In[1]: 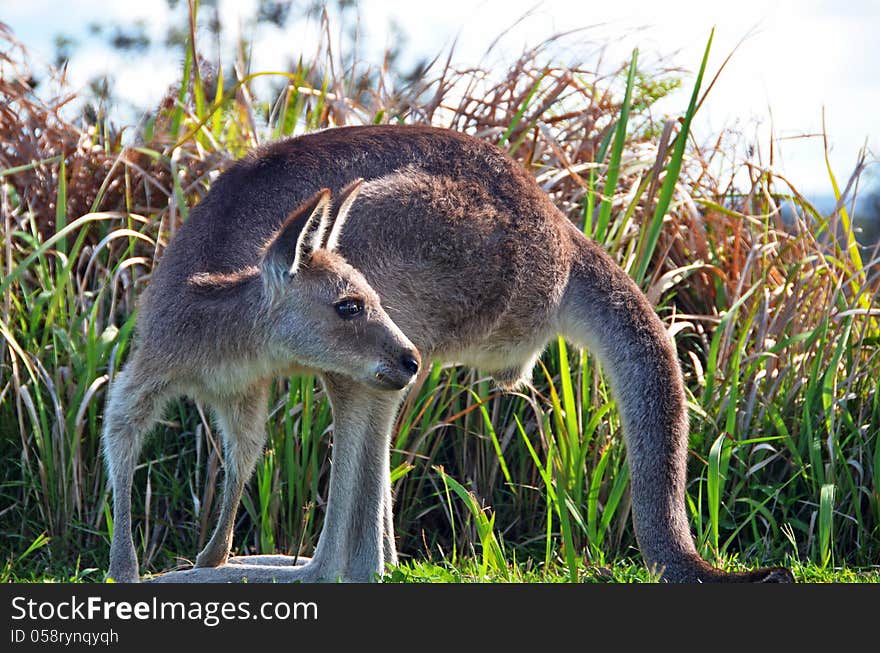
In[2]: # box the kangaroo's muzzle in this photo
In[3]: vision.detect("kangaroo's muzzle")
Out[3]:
[373,349,421,390]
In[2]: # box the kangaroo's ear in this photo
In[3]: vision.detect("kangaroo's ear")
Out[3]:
[323,178,363,252]
[261,189,332,279]
[292,189,333,275]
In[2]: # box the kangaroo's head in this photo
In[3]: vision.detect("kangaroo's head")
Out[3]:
[260,180,420,390]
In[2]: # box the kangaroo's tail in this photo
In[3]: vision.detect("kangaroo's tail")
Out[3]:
[558,228,792,583]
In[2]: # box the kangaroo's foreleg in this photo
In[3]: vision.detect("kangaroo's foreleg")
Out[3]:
[196,382,270,568]
[382,478,398,565]
[102,367,168,583]
[147,376,405,584]
[308,372,404,581]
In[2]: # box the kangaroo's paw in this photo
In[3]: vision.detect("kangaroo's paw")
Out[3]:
[105,567,140,584]
[144,558,354,583]
[194,547,229,569]
[106,548,140,583]
[145,563,315,584]
[227,554,311,567]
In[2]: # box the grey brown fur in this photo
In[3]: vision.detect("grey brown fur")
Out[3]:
[103,125,793,583]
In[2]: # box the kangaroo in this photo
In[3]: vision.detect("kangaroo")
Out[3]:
[106,124,793,583]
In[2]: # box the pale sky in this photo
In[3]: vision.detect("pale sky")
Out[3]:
[4,0,878,196]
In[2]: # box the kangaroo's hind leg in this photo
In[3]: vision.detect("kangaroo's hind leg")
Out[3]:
[102,366,169,582]
[196,381,270,568]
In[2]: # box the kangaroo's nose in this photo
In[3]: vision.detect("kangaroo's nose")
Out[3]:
[400,352,420,377]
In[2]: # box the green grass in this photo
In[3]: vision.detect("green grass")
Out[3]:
[391,559,880,583]
[3,559,878,584]
[1,7,879,584]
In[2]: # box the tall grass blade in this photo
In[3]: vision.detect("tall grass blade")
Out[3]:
[435,466,505,576]
[818,483,835,568]
[634,29,714,285]
[595,50,637,243]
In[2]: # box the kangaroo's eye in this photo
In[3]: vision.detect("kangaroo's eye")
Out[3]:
[335,298,364,319]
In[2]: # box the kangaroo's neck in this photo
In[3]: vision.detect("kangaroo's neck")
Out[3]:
[145,271,287,397]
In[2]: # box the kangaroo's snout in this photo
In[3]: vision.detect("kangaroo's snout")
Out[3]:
[372,347,420,391]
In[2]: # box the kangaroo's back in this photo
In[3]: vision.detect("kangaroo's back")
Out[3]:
[153,125,556,278]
